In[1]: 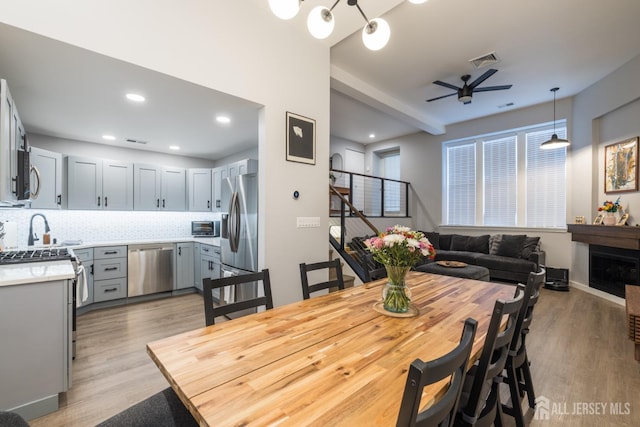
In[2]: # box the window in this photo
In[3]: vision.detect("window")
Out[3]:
[381,151,400,213]
[443,122,567,228]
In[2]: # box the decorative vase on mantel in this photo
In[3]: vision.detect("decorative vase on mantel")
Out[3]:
[603,212,617,226]
[382,265,412,313]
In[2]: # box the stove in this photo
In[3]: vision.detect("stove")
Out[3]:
[0,248,74,265]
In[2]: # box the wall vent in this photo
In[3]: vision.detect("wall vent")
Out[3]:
[125,138,148,145]
[469,52,500,69]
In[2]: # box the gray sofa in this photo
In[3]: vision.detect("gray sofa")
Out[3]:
[415,232,545,283]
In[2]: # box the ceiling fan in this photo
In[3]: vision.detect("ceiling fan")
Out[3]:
[426,69,512,104]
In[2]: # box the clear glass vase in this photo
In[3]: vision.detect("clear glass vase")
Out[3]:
[382,265,412,313]
[603,212,617,226]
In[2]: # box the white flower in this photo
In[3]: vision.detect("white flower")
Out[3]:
[383,234,405,246]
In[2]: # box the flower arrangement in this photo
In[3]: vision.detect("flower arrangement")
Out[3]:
[598,196,622,213]
[364,225,436,313]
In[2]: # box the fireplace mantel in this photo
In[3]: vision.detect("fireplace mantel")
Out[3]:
[567,224,640,250]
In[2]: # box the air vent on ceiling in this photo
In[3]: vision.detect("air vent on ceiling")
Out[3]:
[469,52,500,69]
[125,138,148,145]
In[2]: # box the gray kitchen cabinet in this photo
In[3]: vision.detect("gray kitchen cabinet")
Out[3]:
[228,158,257,178]
[67,156,133,210]
[161,166,186,211]
[194,242,202,290]
[176,242,195,289]
[211,166,225,212]
[187,168,212,211]
[199,244,220,292]
[0,278,72,419]
[133,163,161,210]
[73,247,94,306]
[92,245,127,302]
[29,147,63,209]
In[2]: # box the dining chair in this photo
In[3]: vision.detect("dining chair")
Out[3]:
[456,288,524,427]
[299,259,344,299]
[397,318,478,427]
[0,411,30,427]
[500,268,546,427]
[202,269,273,326]
[96,387,198,427]
[361,253,387,282]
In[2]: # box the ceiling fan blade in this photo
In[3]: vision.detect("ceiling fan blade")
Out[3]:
[426,92,457,102]
[473,84,513,92]
[468,68,498,89]
[433,80,461,91]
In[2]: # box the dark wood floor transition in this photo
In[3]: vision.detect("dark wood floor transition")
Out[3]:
[30,286,640,427]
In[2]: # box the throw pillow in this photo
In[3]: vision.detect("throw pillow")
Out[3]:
[466,235,490,253]
[439,234,453,251]
[496,235,526,258]
[423,232,440,250]
[489,234,503,255]
[521,236,541,259]
[450,235,469,251]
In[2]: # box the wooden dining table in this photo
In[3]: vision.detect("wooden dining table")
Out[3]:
[147,271,515,427]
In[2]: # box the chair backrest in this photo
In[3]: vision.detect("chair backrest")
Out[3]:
[510,268,546,354]
[361,253,387,283]
[397,318,478,427]
[299,259,344,300]
[202,269,273,326]
[460,288,524,424]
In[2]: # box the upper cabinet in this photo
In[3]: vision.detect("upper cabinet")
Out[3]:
[67,156,133,210]
[212,159,257,212]
[133,164,186,211]
[29,147,62,209]
[0,79,25,203]
[187,168,212,212]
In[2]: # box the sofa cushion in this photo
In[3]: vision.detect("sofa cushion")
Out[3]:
[434,250,484,264]
[439,234,453,251]
[496,235,526,258]
[450,235,469,251]
[521,236,541,259]
[467,235,490,254]
[423,231,440,250]
[476,254,537,274]
[489,234,503,255]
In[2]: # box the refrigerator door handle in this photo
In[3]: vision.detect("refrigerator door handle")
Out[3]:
[233,191,241,251]
[229,191,239,253]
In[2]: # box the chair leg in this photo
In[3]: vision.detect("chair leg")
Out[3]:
[503,363,525,427]
[521,356,536,409]
[494,385,504,427]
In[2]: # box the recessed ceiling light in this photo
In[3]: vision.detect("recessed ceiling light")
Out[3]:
[169,145,180,151]
[102,135,116,141]
[216,115,231,124]
[369,133,376,139]
[126,93,145,102]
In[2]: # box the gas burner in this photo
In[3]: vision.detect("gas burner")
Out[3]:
[0,248,73,265]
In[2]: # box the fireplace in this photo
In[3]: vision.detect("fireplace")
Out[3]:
[589,245,640,298]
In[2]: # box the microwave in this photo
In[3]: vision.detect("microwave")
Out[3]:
[192,220,220,237]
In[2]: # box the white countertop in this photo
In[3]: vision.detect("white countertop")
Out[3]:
[0,260,76,287]
[19,236,221,251]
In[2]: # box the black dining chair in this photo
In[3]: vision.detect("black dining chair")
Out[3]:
[397,318,478,427]
[299,259,344,299]
[361,253,387,283]
[96,387,198,427]
[202,269,273,326]
[500,268,546,427]
[456,288,524,427]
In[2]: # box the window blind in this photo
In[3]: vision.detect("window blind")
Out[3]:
[483,135,517,226]
[382,152,400,213]
[446,143,476,225]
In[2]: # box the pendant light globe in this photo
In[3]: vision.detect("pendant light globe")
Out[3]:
[269,0,301,20]
[362,18,390,51]
[307,6,335,39]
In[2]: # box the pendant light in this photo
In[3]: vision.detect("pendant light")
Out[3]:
[540,87,570,150]
[270,0,408,51]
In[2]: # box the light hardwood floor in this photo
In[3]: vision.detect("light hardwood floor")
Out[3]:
[29,286,640,426]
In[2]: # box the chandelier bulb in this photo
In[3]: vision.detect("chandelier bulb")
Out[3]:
[269,0,301,20]
[362,18,390,51]
[308,6,335,39]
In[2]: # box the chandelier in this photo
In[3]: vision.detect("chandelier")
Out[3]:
[268,0,428,51]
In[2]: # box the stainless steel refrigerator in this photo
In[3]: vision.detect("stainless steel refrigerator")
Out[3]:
[220,170,258,317]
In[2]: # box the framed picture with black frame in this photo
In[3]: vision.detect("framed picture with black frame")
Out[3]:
[604,136,639,194]
[286,111,316,165]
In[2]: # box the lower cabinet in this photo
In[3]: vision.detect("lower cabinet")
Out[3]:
[93,245,127,302]
[198,244,220,292]
[176,242,195,289]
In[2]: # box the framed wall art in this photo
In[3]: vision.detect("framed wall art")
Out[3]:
[604,137,639,194]
[616,213,630,226]
[593,212,604,225]
[285,111,316,165]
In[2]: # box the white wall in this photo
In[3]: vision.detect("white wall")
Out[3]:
[0,0,331,306]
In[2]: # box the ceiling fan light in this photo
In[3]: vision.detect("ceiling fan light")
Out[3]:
[307,6,335,39]
[269,0,301,20]
[362,18,390,51]
[458,95,472,103]
[540,134,570,150]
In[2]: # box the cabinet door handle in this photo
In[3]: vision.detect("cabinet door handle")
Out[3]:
[90,264,94,275]
[97,196,101,206]
[178,247,182,256]
[104,251,118,255]
[57,194,62,205]
[105,196,108,207]
[162,199,166,208]
[104,287,118,292]
[156,198,160,208]
[207,200,211,209]
[104,267,118,271]
[216,200,220,208]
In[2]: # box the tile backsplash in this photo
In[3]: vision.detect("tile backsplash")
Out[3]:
[0,209,219,248]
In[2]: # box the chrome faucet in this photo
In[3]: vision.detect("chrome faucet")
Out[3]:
[28,213,50,246]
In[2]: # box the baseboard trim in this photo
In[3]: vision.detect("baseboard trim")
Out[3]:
[570,281,625,306]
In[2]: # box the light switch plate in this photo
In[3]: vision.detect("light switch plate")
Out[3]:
[296,217,321,228]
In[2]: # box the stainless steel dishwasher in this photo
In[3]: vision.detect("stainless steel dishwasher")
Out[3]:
[128,244,175,297]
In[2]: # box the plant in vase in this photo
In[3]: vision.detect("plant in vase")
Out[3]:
[598,197,622,225]
[364,226,436,313]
